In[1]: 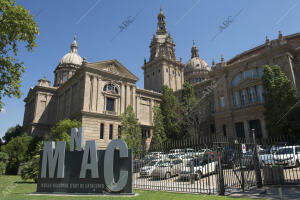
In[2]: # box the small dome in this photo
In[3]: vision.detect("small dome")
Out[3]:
[185,57,210,72]
[185,41,210,73]
[59,35,83,66]
[60,52,83,65]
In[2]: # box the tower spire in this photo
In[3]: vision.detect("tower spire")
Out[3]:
[191,40,199,58]
[70,34,78,53]
[156,7,167,35]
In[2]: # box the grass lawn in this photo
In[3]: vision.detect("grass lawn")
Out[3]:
[0,175,265,200]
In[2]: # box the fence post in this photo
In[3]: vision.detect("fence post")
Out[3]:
[252,129,263,188]
[217,146,225,195]
[237,140,245,192]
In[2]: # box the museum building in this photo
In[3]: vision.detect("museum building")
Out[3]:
[23,9,300,149]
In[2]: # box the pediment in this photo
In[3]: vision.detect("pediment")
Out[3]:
[85,59,139,82]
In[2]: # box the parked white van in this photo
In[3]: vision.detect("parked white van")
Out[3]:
[273,145,300,167]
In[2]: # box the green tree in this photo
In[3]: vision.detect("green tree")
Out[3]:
[21,141,42,182]
[0,151,9,175]
[0,0,39,110]
[151,103,167,146]
[179,82,196,138]
[2,124,22,144]
[45,119,81,149]
[120,105,142,158]
[1,134,32,174]
[262,65,300,137]
[160,85,180,140]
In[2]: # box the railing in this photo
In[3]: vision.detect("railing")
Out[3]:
[132,135,300,195]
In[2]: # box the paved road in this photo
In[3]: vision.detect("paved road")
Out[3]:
[133,166,300,196]
[229,186,300,199]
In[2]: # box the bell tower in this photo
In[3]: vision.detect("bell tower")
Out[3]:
[142,8,184,93]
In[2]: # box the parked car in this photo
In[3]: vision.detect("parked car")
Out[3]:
[273,145,300,167]
[259,149,274,166]
[168,153,184,160]
[169,149,185,154]
[179,154,218,180]
[139,159,163,177]
[180,154,194,165]
[151,159,183,179]
[133,159,148,173]
[270,142,288,154]
[194,149,213,156]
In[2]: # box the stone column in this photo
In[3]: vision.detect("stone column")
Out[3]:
[121,84,125,114]
[132,86,136,113]
[260,118,268,138]
[244,120,250,141]
[83,74,91,112]
[92,76,98,112]
[126,84,130,108]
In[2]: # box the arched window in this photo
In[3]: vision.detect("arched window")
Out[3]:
[103,83,118,94]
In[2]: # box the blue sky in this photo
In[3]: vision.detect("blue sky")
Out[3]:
[1,0,300,137]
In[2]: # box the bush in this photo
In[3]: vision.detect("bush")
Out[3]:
[21,141,43,182]
[0,152,9,175]
[21,158,40,182]
[1,134,33,174]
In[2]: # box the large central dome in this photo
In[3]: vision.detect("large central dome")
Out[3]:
[185,57,210,72]
[59,36,83,66]
[185,41,210,73]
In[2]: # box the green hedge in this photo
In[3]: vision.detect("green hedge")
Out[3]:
[0,152,9,175]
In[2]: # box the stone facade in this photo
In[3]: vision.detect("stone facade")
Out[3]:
[210,31,300,139]
[23,10,300,150]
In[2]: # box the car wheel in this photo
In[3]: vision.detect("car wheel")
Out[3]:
[196,171,203,180]
[296,160,300,167]
[165,172,171,179]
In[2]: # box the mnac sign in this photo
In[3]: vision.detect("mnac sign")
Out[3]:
[37,128,133,194]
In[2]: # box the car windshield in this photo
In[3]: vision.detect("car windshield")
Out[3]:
[158,161,171,167]
[276,148,293,155]
[259,149,270,155]
[147,161,158,166]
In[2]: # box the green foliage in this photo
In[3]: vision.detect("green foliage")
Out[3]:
[152,103,167,146]
[0,0,39,110]
[262,65,300,137]
[0,151,9,175]
[21,141,42,182]
[160,85,180,140]
[2,124,22,144]
[45,119,81,149]
[121,105,142,158]
[1,134,32,174]
[179,82,197,138]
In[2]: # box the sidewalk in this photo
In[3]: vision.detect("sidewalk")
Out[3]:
[228,185,300,199]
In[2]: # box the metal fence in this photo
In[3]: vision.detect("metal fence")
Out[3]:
[132,134,300,195]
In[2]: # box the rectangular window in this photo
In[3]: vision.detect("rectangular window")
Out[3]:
[257,67,264,78]
[109,124,113,140]
[210,124,215,134]
[222,125,227,137]
[219,96,225,108]
[249,119,262,139]
[240,89,248,106]
[235,122,245,138]
[233,91,240,108]
[248,87,256,105]
[100,123,104,139]
[106,98,115,111]
[210,103,215,113]
[118,125,121,139]
[256,85,264,103]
